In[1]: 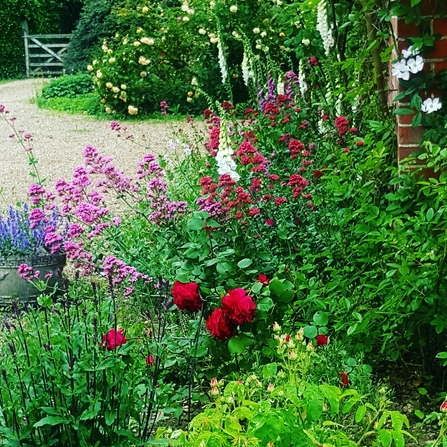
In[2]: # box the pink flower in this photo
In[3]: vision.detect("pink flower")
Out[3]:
[146,354,155,366]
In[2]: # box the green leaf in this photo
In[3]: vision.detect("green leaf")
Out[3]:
[313,311,328,326]
[187,217,204,231]
[279,290,294,303]
[303,325,317,339]
[394,108,414,115]
[164,359,176,368]
[269,279,285,296]
[414,409,424,419]
[412,112,422,127]
[262,362,278,379]
[436,352,447,359]
[228,337,246,354]
[355,405,367,423]
[105,408,117,426]
[251,282,263,294]
[379,429,392,447]
[34,416,68,427]
[237,258,252,269]
[426,208,434,221]
[257,297,274,312]
[411,0,421,6]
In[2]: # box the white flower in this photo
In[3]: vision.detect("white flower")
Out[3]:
[316,0,334,56]
[402,46,420,58]
[199,28,206,35]
[188,8,194,14]
[391,60,410,80]
[302,38,310,46]
[241,50,253,87]
[87,65,93,71]
[299,60,308,95]
[167,139,177,150]
[407,55,424,74]
[421,97,442,114]
[181,3,188,11]
[142,6,149,13]
[183,16,190,21]
[253,27,260,34]
[184,146,192,156]
[141,37,155,45]
[191,77,198,86]
[217,38,228,83]
[260,31,267,38]
[230,5,237,12]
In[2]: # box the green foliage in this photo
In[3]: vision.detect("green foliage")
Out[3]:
[0,282,189,445]
[41,73,95,99]
[36,93,101,115]
[0,0,82,79]
[156,332,412,446]
[64,0,122,73]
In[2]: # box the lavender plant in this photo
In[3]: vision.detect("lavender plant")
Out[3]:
[0,204,65,256]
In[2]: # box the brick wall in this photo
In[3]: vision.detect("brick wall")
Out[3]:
[390,0,447,169]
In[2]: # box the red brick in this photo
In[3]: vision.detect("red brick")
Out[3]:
[398,146,425,163]
[433,19,447,35]
[397,111,417,125]
[398,125,425,145]
[423,0,446,16]
[434,61,447,73]
[393,18,422,37]
[408,167,440,180]
[426,39,447,58]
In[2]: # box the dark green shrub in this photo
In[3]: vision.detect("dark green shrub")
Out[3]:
[41,73,95,99]
[64,0,124,73]
[0,0,83,79]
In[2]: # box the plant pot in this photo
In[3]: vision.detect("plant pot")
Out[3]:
[0,253,66,307]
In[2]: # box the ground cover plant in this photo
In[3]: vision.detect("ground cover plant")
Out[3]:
[2,0,447,445]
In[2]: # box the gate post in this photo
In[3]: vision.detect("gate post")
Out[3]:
[21,20,30,78]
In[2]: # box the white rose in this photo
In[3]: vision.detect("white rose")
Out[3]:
[230,5,237,12]
[253,27,260,34]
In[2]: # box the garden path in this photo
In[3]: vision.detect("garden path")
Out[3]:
[0,78,187,207]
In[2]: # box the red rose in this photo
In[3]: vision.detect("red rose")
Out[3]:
[102,328,127,351]
[146,354,155,367]
[171,281,202,312]
[440,400,447,412]
[222,288,256,325]
[206,308,235,340]
[257,274,270,286]
[316,334,328,346]
[340,371,349,387]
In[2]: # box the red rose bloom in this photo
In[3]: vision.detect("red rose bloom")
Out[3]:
[340,371,349,387]
[440,400,447,412]
[102,328,127,351]
[206,308,235,340]
[222,288,256,325]
[146,354,155,367]
[316,334,328,346]
[258,274,270,286]
[171,281,202,312]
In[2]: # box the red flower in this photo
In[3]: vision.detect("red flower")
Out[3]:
[440,400,447,412]
[206,308,235,340]
[146,354,155,366]
[309,56,318,67]
[171,281,202,312]
[102,328,127,351]
[222,288,256,325]
[257,274,270,286]
[316,334,328,346]
[355,140,364,146]
[313,170,323,179]
[340,371,349,387]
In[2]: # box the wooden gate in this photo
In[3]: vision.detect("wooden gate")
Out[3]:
[22,22,72,77]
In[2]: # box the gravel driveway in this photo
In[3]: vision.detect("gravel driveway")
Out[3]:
[0,79,189,207]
